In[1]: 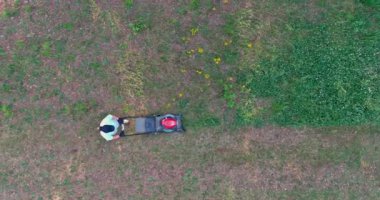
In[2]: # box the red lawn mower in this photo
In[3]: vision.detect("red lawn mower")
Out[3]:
[121,114,185,136]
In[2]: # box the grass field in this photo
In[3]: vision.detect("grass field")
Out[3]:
[0,0,379,199]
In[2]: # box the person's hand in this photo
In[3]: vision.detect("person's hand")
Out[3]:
[113,135,120,140]
[112,115,119,120]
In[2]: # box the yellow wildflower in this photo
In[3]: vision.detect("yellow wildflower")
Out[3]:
[204,74,210,79]
[196,70,203,74]
[190,28,199,36]
[224,39,232,46]
[247,43,253,48]
[223,0,229,3]
[213,56,221,64]
[186,49,195,56]
[197,47,204,54]
[178,93,184,98]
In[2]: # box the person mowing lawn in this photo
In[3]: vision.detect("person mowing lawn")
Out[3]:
[98,114,129,141]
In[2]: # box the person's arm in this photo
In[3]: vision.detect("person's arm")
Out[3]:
[110,114,125,125]
[119,130,126,137]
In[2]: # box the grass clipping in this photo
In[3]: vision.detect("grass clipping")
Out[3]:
[116,51,146,100]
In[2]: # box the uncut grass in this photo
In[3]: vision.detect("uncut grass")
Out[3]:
[239,0,380,126]
[134,1,235,129]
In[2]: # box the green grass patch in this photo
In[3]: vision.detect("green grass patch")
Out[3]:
[221,47,240,65]
[58,22,74,31]
[189,0,201,11]
[360,0,380,8]
[1,82,11,93]
[24,5,33,13]
[61,100,98,119]
[123,0,134,9]
[223,14,239,39]
[1,8,19,18]
[40,40,52,57]
[222,83,237,108]
[177,99,222,129]
[235,108,265,128]
[128,12,153,34]
[0,104,13,118]
[241,2,380,126]
[128,21,147,34]
[0,46,6,57]
[190,114,221,128]
[14,40,25,49]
